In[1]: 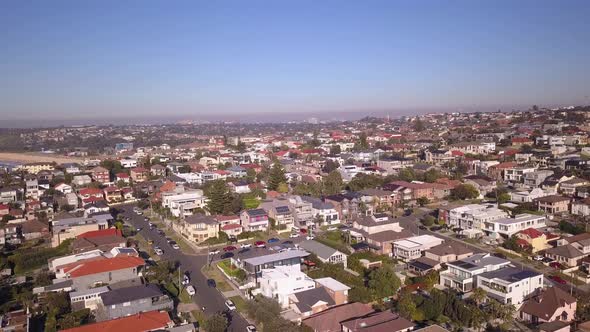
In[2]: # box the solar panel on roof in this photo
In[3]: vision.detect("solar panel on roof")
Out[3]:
[275,206,290,213]
[454,261,477,269]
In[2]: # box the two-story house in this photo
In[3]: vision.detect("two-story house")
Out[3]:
[301,196,340,226]
[439,253,510,292]
[177,214,219,243]
[240,209,270,232]
[535,195,570,215]
[90,166,110,183]
[98,284,173,321]
[476,267,543,305]
[130,167,149,183]
[56,255,145,290]
[216,215,243,237]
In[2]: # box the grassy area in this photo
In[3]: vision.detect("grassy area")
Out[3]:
[191,310,206,327]
[201,265,233,292]
[315,230,351,255]
[218,260,240,277]
[179,288,192,304]
[8,239,73,274]
[229,296,248,312]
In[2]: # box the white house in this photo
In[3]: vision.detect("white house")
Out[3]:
[481,214,546,238]
[300,196,340,226]
[448,204,508,230]
[120,159,138,168]
[258,265,316,308]
[476,267,543,305]
[393,235,444,261]
[504,166,537,183]
[510,188,552,203]
[439,253,510,292]
[161,190,207,217]
[55,183,73,194]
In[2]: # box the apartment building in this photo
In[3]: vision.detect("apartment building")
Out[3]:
[535,195,570,214]
[504,166,537,183]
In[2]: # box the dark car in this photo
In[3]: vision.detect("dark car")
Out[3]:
[418,225,427,230]
[282,240,294,245]
[430,226,442,231]
[207,279,217,287]
[550,262,564,269]
[267,238,280,243]
[221,252,234,259]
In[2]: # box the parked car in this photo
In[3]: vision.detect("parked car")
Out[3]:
[186,285,196,296]
[430,226,442,231]
[154,247,164,256]
[418,225,427,230]
[289,233,299,238]
[549,275,567,285]
[240,243,252,249]
[267,238,280,243]
[209,249,220,255]
[166,237,173,244]
[246,325,257,332]
[550,262,564,269]
[282,240,294,245]
[303,260,317,267]
[254,241,266,248]
[207,279,217,287]
[327,226,337,231]
[225,300,237,311]
[182,275,190,285]
[533,255,544,261]
[491,252,506,259]
[171,242,180,250]
[224,246,237,252]
[306,235,315,240]
[221,252,234,259]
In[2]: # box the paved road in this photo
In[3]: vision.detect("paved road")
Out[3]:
[118,204,250,332]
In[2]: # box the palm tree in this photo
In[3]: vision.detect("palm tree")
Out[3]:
[471,287,487,306]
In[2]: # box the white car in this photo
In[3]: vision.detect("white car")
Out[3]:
[186,285,195,296]
[306,235,315,240]
[240,243,252,249]
[246,325,257,332]
[182,275,190,285]
[171,243,180,250]
[154,247,164,255]
[225,299,237,311]
[533,255,544,261]
[289,233,299,238]
[327,226,337,231]
[209,249,220,255]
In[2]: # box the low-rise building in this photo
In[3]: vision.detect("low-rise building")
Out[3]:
[177,214,219,244]
[424,242,473,263]
[60,310,172,332]
[520,286,577,324]
[98,284,173,321]
[240,208,269,232]
[482,214,546,238]
[536,195,570,214]
[56,255,145,290]
[439,253,510,292]
[476,267,543,305]
[216,215,242,237]
[161,189,207,217]
[299,240,348,267]
[392,235,444,261]
[51,216,109,247]
[259,265,316,308]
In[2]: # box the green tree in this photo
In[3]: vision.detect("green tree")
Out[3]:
[399,168,415,182]
[416,197,429,207]
[323,159,340,173]
[277,182,289,193]
[396,290,417,319]
[322,171,343,196]
[413,118,425,132]
[330,145,341,155]
[203,313,228,332]
[471,287,487,306]
[368,266,401,299]
[421,215,435,226]
[145,260,175,284]
[450,184,479,200]
[268,161,287,191]
[206,180,231,214]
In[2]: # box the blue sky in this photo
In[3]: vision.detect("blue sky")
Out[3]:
[1,0,589,121]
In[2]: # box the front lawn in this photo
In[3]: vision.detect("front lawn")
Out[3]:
[201,265,233,292]
[229,296,247,312]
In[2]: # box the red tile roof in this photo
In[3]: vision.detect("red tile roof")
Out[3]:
[65,256,144,278]
[60,310,171,332]
[77,228,122,239]
[79,188,103,196]
[518,228,544,239]
[215,215,239,221]
[221,224,242,231]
